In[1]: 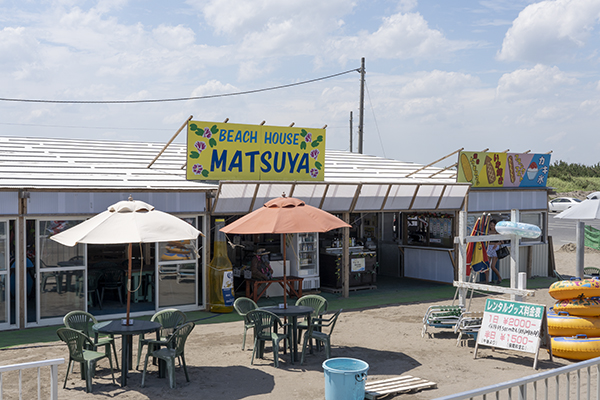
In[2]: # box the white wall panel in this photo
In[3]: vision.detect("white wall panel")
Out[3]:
[27,191,206,215]
[0,192,19,215]
[468,190,548,212]
[403,248,455,283]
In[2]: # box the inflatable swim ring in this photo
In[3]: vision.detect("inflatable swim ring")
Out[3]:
[547,311,600,337]
[160,252,192,261]
[551,335,600,360]
[165,245,191,254]
[495,221,541,239]
[549,279,600,300]
[554,298,600,317]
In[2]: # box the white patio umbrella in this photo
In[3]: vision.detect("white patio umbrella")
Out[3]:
[50,197,204,324]
[555,198,600,278]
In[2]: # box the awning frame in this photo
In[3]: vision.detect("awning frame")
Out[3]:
[211,181,471,215]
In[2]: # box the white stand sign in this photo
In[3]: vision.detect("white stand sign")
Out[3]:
[474,298,552,369]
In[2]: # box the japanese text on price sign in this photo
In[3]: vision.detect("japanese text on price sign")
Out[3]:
[477,299,545,354]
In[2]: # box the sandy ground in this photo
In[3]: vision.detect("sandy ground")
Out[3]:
[2,247,599,399]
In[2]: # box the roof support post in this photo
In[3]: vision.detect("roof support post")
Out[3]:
[457,211,467,308]
[342,212,350,298]
[18,191,27,329]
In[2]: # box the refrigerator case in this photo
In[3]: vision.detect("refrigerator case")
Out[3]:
[287,232,320,290]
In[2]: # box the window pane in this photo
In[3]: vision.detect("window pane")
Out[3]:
[40,270,85,319]
[39,221,85,268]
[0,222,6,271]
[158,262,195,307]
[521,212,544,243]
[0,275,6,323]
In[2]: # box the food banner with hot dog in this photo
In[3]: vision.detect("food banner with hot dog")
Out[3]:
[457,151,551,188]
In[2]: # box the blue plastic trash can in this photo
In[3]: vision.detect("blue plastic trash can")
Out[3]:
[323,358,369,400]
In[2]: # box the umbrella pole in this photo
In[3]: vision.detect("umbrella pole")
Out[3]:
[283,233,287,309]
[126,243,132,325]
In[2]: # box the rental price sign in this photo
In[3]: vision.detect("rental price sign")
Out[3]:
[477,299,545,354]
[186,121,326,181]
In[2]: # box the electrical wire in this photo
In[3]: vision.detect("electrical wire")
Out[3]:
[0,68,360,104]
[364,80,386,158]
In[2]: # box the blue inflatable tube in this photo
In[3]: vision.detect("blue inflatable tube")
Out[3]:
[496,221,541,239]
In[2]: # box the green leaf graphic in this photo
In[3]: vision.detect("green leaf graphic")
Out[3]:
[311,141,320,148]
[189,151,199,159]
[190,123,198,131]
[300,142,306,150]
[211,125,219,134]
[315,162,322,170]
[209,138,217,147]
[300,129,307,137]
[201,170,209,177]
[317,135,323,142]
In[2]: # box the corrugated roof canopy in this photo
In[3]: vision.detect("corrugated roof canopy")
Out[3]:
[213,181,469,214]
[212,149,469,214]
[0,136,216,191]
[0,137,469,213]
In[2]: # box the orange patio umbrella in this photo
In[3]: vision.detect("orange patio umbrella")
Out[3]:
[220,195,351,307]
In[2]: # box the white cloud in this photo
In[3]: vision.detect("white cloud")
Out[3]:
[196,0,353,37]
[328,11,473,64]
[497,0,600,63]
[396,0,418,13]
[496,64,577,99]
[190,80,239,97]
[153,24,196,49]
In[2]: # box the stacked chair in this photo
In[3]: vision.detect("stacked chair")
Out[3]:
[300,309,342,364]
[141,322,195,388]
[246,309,292,368]
[136,308,187,370]
[233,297,259,350]
[58,310,118,392]
[63,310,119,370]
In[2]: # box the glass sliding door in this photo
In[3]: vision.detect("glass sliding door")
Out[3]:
[157,216,202,309]
[37,220,86,324]
[0,220,9,328]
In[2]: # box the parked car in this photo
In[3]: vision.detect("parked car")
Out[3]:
[548,197,582,212]
[587,191,600,200]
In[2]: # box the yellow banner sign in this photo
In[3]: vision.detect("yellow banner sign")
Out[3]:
[457,151,550,188]
[186,121,326,181]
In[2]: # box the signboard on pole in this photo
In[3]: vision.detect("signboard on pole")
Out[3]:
[186,120,326,181]
[475,298,552,368]
[457,151,551,188]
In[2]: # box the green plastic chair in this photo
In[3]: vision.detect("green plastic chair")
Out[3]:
[295,294,328,344]
[233,297,259,350]
[584,267,600,277]
[141,322,195,388]
[63,310,119,370]
[56,327,116,393]
[246,309,292,368]
[136,308,187,370]
[300,309,342,365]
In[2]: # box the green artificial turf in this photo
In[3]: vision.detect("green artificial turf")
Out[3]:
[0,276,557,350]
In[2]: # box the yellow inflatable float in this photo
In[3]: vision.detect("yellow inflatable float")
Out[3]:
[160,252,192,261]
[554,298,600,317]
[551,336,600,361]
[549,279,600,301]
[547,310,600,337]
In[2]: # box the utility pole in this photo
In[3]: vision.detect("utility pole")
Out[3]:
[358,57,365,154]
[349,111,353,152]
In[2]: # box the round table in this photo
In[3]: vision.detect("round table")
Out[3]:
[261,305,313,363]
[93,319,161,387]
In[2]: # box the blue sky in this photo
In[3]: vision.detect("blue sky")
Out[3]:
[1,0,600,167]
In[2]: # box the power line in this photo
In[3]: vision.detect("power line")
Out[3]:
[0,68,359,104]
[364,80,386,158]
